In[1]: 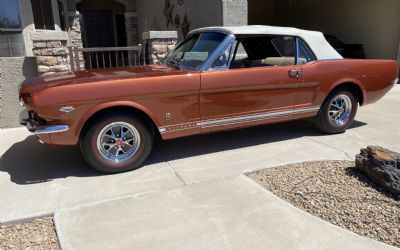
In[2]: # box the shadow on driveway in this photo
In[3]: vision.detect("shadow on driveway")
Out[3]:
[0,120,366,185]
[0,136,100,185]
[156,120,367,161]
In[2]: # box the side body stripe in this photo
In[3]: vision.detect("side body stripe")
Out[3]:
[159,106,320,134]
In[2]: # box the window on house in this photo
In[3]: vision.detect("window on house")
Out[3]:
[0,0,25,57]
[57,0,66,31]
[115,14,127,47]
[230,36,296,69]
[31,0,55,30]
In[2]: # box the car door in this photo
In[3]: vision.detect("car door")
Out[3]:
[200,36,302,133]
[292,38,321,120]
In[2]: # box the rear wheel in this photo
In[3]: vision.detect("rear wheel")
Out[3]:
[315,90,358,134]
[80,113,153,173]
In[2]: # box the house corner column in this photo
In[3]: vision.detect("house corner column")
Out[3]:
[31,32,71,76]
[221,0,248,26]
[67,11,84,69]
[67,11,83,47]
[142,31,178,64]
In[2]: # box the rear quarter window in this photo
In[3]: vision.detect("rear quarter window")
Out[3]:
[297,39,316,65]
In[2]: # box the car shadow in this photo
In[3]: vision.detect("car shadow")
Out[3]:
[155,120,367,161]
[0,136,99,184]
[0,120,367,185]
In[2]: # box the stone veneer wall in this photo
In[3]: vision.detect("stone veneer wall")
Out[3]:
[67,11,85,69]
[68,11,83,48]
[31,32,71,76]
[143,31,178,64]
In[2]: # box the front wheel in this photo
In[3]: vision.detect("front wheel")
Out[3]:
[80,113,153,173]
[315,90,358,134]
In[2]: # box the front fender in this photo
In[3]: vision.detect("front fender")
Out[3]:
[74,101,161,139]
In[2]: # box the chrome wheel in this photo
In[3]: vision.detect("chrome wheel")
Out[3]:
[328,94,352,126]
[96,122,141,164]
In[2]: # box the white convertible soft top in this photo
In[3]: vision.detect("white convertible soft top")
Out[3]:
[190,25,343,60]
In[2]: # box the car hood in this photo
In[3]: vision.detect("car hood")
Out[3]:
[20,64,196,95]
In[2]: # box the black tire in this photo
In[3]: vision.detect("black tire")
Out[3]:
[314,89,358,134]
[80,113,153,173]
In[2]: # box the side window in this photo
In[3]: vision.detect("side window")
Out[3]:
[211,44,232,69]
[298,39,316,65]
[229,36,296,69]
[271,37,295,58]
[234,42,248,60]
[229,42,248,69]
[269,36,296,66]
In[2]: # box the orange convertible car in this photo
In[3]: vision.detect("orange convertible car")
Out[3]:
[20,26,398,173]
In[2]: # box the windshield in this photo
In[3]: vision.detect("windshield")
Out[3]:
[163,32,228,70]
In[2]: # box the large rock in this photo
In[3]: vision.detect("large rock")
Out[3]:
[355,146,400,195]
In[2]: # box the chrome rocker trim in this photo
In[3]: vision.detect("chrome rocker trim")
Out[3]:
[159,106,320,134]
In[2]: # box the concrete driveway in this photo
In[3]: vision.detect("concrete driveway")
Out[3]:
[0,85,399,248]
[55,175,396,250]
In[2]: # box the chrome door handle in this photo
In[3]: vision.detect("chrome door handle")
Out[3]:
[288,69,302,79]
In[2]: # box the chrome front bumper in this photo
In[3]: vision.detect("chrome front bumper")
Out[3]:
[19,108,69,135]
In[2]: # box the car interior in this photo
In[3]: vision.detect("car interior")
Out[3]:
[229,35,313,69]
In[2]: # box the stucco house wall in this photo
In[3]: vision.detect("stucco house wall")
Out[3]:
[0,57,38,128]
[136,0,247,41]
[221,0,248,27]
[0,0,40,128]
[136,0,222,41]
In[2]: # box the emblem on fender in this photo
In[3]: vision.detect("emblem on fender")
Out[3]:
[59,106,75,113]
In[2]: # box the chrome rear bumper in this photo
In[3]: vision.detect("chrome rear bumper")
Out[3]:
[19,108,69,135]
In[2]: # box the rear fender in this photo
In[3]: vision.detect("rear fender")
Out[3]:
[327,78,367,105]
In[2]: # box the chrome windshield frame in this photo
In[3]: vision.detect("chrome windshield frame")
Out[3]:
[200,33,235,71]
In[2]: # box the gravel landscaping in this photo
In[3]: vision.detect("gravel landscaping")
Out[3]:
[248,160,400,248]
[0,217,59,249]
